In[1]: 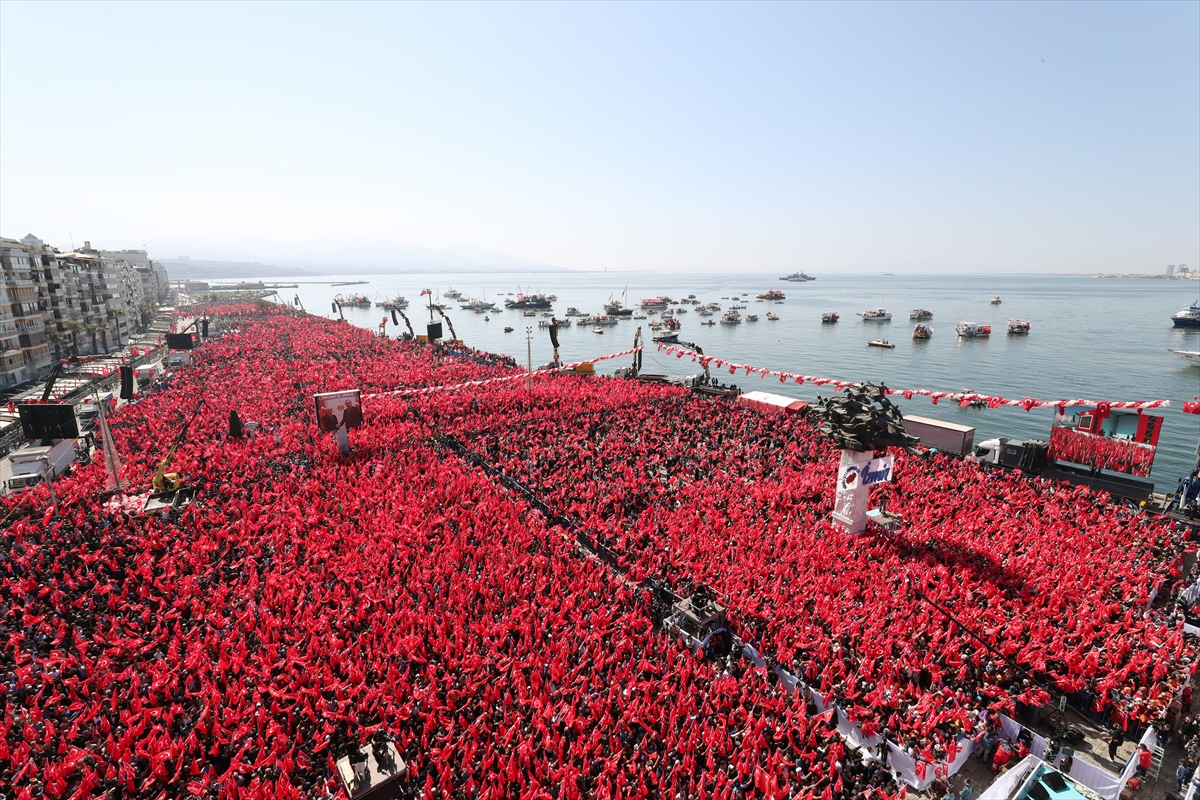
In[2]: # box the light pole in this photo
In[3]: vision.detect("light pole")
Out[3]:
[525,327,534,392]
[40,455,57,508]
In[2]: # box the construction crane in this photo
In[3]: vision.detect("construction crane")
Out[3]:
[40,363,64,402]
[391,308,415,338]
[434,307,458,342]
[294,294,306,313]
[152,400,204,493]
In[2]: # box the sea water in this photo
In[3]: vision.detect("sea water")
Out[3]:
[271,272,1200,488]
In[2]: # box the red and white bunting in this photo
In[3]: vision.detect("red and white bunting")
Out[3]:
[656,342,1172,412]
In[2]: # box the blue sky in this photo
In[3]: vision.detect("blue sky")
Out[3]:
[1,1,1197,272]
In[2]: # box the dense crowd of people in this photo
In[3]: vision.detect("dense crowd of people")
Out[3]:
[1,304,1195,800]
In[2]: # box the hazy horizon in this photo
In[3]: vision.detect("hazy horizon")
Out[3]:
[2,1,1197,274]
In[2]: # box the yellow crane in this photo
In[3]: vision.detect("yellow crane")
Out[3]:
[152,400,204,493]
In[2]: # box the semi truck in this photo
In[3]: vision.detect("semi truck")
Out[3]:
[6,439,76,492]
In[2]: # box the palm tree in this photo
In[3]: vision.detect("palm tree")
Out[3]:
[85,324,101,356]
[66,321,84,358]
[47,331,64,362]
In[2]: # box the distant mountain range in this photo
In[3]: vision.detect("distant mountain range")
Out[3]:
[152,240,572,277]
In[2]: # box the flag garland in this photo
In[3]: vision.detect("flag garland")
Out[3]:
[656,342,1172,412]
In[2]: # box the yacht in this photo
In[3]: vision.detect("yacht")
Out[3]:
[1169,349,1200,367]
[1171,301,1200,328]
[1007,320,1032,335]
[910,309,934,320]
[956,322,992,337]
[858,308,892,321]
[443,288,463,299]
[912,324,933,340]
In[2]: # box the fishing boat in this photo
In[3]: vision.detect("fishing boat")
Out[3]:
[537,319,562,329]
[565,307,583,316]
[989,295,1002,305]
[592,326,604,334]
[376,294,409,310]
[504,326,514,333]
[604,302,634,317]
[956,322,992,337]
[1007,319,1032,335]
[745,314,759,321]
[757,290,786,300]
[523,310,538,317]
[720,312,742,325]
[640,297,671,309]
[730,303,747,310]
[702,319,716,326]
[912,324,933,340]
[505,292,553,310]
[1171,301,1200,328]
[675,308,687,314]
[822,312,839,324]
[698,309,714,317]
[867,339,895,349]
[909,309,933,320]
[780,271,815,282]
[443,288,463,299]
[1169,348,1200,367]
[766,312,779,320]
[858,308,892,321]
[459,296,496,311]
[336,293,372,308]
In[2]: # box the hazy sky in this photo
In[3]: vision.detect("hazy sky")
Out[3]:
[1,1,1197,273]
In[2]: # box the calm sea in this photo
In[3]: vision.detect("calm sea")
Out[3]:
[265,272,1200,489]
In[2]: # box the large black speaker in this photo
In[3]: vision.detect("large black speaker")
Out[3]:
[200,318,209,338]
[166,332,195,350]
[427,322,443,341]
[119,366,135,400]
[18,403,79,442]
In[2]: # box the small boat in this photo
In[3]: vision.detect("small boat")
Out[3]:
[745,314,759,321]
[912,324,933,340]
[640,297,671,309]
[652,333,680,344]
[822,312,839,324]
[867,339,895,348]
[910,309,933,320]
[443,288,463,299]
[484,316,490,321]
[766,312,778,321]
[676,308,687,314]
[523,310,537,317]
[377,294,409,310]
[780,271,816,282]
[1169,349,1200,367]
[757,290,786,300]
[730,303,747,310]
[990,295,1002,305]
[858,308,892,321]
[698,309,714,317]
[592,327,604,334]
[1171,301,1200,328]
[504,326,514,333]
[1007,319,1031,335]
[460,297,496,311]
[720,312,742,325]
[702,319,716,326]
[956,322,992,337]
[336,293,373,308]
[633,314,648,320]
[565,307,583,316]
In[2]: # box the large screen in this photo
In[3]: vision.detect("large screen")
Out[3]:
[314,390,363,432]
[1048,409,1162,477]
[17,403,80,442]
[166,332,195,350]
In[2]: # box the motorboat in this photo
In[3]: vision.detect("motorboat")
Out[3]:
[652,332,680,344]
[1007,319,1032,335]
[858,308,892,321]
[483,316,489,321]
[867,339,895,348]
[757,290,786,300]
[675,308,687,313]
[990,295,1002,305]
[443,288,463,299]
[640,297,671,309]
[730,303,747,310]
[538,319,563,329]
[766,312,779,320]
[956,322,992,337]
[780,271,815,282]
[603,301,634,317]
[910,309,933,320]
[565,307,583,316]
[377,294,409,310]
[745,314,759,321]
[822,312,839,324]
[504,326,514,333]
[523,310,538,317]
[702,319,716,326]
[592,327,604,334]
[720,312,742,325]
[505,292,553,310]
[1169,349,1200,367]
[912,324,933,340]
[1171,301,1200,328]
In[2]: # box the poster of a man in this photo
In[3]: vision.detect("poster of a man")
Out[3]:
[314,390,363,432]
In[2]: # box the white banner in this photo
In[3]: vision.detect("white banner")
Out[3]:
[837,455,894,490]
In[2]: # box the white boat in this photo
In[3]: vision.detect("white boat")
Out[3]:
[956,322,992,337]
[1169,349,1200,367]
[910,309,934,320]
[858,308,892,321]
[592,326,604,334]
[867,339,895,349]
[766,312,779,320]
[443,288,463,299]
[720,312,741,325]
[912,324,933,340]
[1007,320,1031,335]
[745,314,759,321]
[1171,301,1200,328]
[990,295,1002,305]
